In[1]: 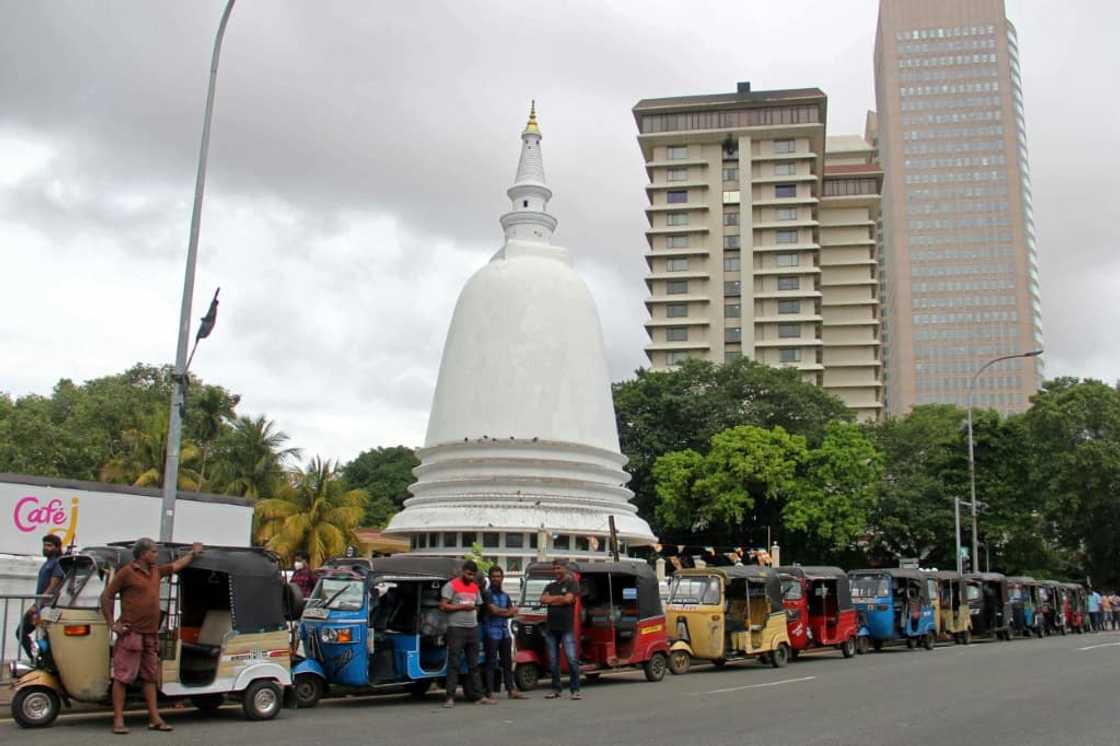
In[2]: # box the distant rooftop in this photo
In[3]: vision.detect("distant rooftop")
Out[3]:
[634,82,826,112]
[826,135,873,153]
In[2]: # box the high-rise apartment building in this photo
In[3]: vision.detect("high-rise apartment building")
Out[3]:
[633,84,884,421]
[874,0,1043,414]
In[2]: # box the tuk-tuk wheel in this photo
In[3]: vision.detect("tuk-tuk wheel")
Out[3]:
[293,673,325,709]
[242,680,283,721]
[906,637,916,649]
[770,644,790,668]
[514,663,540,692]
[668,650,691,675]
[857,637,870,655]
[962,630,971,645]
[11,686,61,729]
[643,652,668,682]
[922,633,935,651]
[841,637,856,658]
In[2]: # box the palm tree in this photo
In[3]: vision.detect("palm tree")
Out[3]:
[188,386,237,492]
[100,409,201,490]
[214,415,300,500]
[254,457,369,566]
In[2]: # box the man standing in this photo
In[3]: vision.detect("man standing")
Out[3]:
[482,566,525,701]
[539,559,581,700]
[100,538,203,734]
[1089,589,1102,632]
[439,560,493,707]
[1100,592,1112,631]
[16,534,66,659]
[290,553,316,598]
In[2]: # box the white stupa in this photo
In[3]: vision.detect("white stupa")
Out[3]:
[384,104,656,571]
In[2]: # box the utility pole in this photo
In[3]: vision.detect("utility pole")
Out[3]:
[159,0,236,542]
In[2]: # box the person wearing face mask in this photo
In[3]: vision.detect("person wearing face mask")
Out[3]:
[15,534,66,660]
[291,553,316,597]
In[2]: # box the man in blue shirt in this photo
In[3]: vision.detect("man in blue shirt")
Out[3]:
[482,566,524,700]
[17,534,66,658]
[1088,589,1102,631]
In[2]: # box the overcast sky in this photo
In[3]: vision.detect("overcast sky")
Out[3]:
[2,1,1116,464]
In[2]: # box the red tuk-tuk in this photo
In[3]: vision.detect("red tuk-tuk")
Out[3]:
[512,561,670,689]
[1064,583,1087,633]
[777,566,860,658]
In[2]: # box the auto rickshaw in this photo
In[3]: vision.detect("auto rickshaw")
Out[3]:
[964,572,1012,641]
[849,568,936,651]
[665,565,791,673]
[1006,576,1042,638]
[513,561,670,688]
[293,555,486,707]
[1063,583,1087,633]
[776,566,859,658]
[10,543,298,728]
[926,571,972,644]
[1041,580,1071,635]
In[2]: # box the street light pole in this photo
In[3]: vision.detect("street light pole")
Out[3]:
[954,497,962,574]
[965,348,1042,572]
[159,0,236,543]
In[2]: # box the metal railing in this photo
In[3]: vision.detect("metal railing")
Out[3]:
[1,594,47,681]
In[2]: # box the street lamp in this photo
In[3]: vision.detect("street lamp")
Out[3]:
[159,0,236,542]
[965,348,1042,572]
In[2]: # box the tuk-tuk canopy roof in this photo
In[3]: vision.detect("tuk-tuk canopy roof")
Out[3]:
[964,572,1007,584]
[777,566,851,610]
[101,542,283,577]
[525,560,662,621]
[678,565,783,612]
[924,570,962,581]
[1005,576,1038,585]
[850,567,928,583]
[367,555,463,579]
[776,565,847,580]
[99,542,287,633]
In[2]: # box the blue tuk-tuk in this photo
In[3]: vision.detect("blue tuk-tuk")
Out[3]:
[1007,576,1042,638]
[848,568,937,651]
[292,556,484,707]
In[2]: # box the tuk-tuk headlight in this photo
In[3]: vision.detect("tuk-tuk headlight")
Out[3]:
[511,621,521,635]
[319,626,355,644]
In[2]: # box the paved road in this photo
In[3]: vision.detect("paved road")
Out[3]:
[4,632,1119,745]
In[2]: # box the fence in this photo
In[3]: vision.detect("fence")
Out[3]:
[1,594,46,681]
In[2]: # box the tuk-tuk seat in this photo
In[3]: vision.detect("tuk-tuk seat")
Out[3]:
[182,610,232,658]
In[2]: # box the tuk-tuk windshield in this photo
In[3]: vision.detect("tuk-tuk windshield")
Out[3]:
[310,577,366,611]
[58,560,107,609]
[966,584,982,602]
[520,577,553,608]
[781,578,802,601]
[850,575,889,600]
[668,575,721,605]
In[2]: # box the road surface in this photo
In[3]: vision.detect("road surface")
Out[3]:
[3,631,1119,745]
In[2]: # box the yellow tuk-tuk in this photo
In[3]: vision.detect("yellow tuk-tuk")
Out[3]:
[10,543,299,728]
[926,570,972,644]
[665,565,790,674]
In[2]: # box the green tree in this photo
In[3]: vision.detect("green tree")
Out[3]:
[654,425,807,545]
[185,385,239,492]
[786,421,883,550]
[99,409,202,490]
[214,415,300,500]
[339,445,419,526]
[614,358,852,527]
[254,457,369,567]
[864,404,967,566]
[1023,378,1120,586]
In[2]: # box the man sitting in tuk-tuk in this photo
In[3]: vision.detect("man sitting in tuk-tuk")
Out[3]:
[100,537,204,735]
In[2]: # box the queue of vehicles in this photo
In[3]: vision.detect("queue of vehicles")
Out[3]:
[6,545,1099,729]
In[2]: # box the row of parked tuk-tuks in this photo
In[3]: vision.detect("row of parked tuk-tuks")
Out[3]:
[6,544,1097,729]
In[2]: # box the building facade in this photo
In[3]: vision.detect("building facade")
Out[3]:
[874,0,1043,414]
[633,84,884,421]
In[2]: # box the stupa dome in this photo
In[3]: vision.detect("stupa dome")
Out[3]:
[384,104,657,568]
